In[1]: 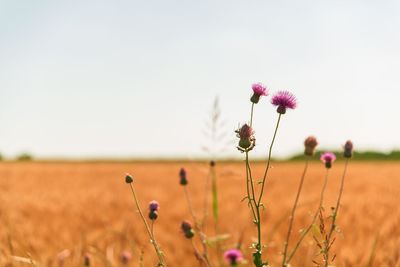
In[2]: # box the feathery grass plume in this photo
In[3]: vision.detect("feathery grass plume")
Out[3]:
[124,174,167,266]
[202,96,232,266]
[250,83,269,104]
[323,141,353,267]
[286,152,333,264]
[179,168,212,267]
[224,249,244,267]
[282,136,318,266]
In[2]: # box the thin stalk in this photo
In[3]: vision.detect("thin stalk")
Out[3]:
[184,186,211,266]
[245,152,258,221]
[282,159,310,266]
[286,169,330,263]
[128,184,166,266]
[191,239,212,267]
[324,158,349,266]
[257,113,282,205]
[250,103,255,127]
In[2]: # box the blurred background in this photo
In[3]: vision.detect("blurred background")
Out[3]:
[1,0,400,160]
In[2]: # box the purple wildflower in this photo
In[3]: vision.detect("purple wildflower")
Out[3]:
[149,200,159,212]
[250,83,269,104]
[271,91,297,114]
[223,249,243,266]
[344,140,353,158]
[148,200,159,220]
[320,152,336,169]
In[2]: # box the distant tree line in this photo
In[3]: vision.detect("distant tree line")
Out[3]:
[288,150,400,161]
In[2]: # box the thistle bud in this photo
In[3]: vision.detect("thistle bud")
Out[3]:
[125,174,133,184]
[83,253,90,267]
[181,220,195,239]
[120,251,132,265]
[344,140,353,158]
[149,210,158,220]
[304,136,318,156]
[179,168,188,185]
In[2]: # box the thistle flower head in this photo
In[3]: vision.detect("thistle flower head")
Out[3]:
[235,124,255,152]
[344,140,353,158]
[223,249,243,266]
[250,83,269,104]
[320,152,336,169]
[304,136,318,156]
[120,251,132,265]
[149,200,159,212]
[271,91,297,114]
[181,220,195,239]
[148,200,159,220]
[179,168,188,185]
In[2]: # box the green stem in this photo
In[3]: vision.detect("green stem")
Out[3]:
[282,159,309,266]
[129,184,166,266]
[286,169,330,264]
[324,158,349,266]
[257,113,282,205]
[250,103,255,127]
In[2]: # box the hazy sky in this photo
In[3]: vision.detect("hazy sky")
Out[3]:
[1,0,400,159]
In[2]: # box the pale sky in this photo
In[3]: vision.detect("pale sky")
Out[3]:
[1,0,400,159]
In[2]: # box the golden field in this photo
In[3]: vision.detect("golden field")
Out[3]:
[0,161,399,267]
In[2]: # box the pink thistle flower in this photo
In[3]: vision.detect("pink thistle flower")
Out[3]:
[344,140,353,158]
[224,249,243,266]
[120,251,132,265]
[320,152,336,169]
[251,83,269,104]
[271,91,297,114]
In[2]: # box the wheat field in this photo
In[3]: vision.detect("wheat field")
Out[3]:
[0,161,399,266]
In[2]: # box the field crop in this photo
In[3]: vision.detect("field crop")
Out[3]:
[0,161,399,266]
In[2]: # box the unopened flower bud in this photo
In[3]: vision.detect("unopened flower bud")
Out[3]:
[179,168,188,185]
[181,220,195,239]
[125,174,133,184]
[304,136,318,156]
[120,251,132,265]
[344,140,353,158]
[210,160,216,167]
[149,210,158,220]
[83,253,90,267]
